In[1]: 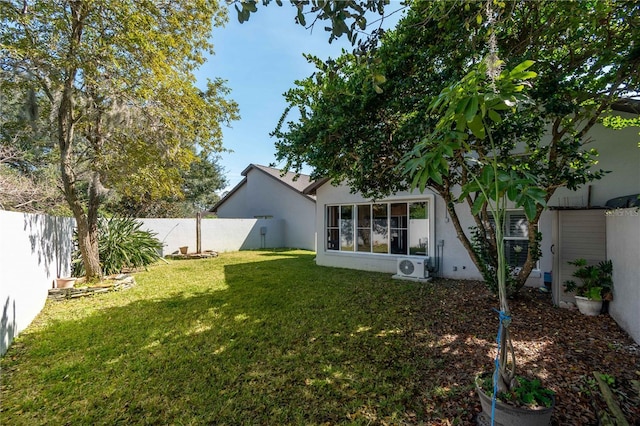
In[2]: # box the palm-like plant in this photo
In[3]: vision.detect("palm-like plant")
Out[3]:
[72,217,162,277]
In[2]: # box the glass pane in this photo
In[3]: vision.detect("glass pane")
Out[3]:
[357,229,371,252]
[410,202,427,219]
[372,204,388,253]
[340,205,354,251]
[390,229,408,254]
[507,212,528,238]
[327,229,339,251]
[505,240,528,267]
[327,205,339,227]
[390,203,407,228]
[357,205,371,228]
[409,202,429,256]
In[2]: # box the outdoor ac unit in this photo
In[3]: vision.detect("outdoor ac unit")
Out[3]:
[396,257,429,279]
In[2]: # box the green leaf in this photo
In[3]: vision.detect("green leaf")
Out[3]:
[442,142,454,157]
[244,1,258,13]
[527,187,547,205]
[456,96,471,115]
[471,193,486,216]
[455,114,466,132]
[509,60,535,76]
[297,9,307,26]
[468,114,485,139]
[373,73,386,84]
[523,198,537,221]
[513,70,537,80]
[235,4,249,23]
[430,166,443,185]
[488,109,502,123]
[465,96,479,123]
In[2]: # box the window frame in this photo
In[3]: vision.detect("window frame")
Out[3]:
[489,210,534,269]
[325,197,434,258]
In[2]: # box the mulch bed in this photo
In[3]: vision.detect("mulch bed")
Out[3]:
[409,279,640,425]
[164,250,219,260]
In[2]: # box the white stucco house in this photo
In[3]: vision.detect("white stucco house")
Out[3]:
[303,106,640,342]
[211,164,316,251]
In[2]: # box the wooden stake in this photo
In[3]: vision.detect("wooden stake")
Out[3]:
[593,372,629,426]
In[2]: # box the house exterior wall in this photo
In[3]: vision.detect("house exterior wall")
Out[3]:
[313,116,638,287]
[314,183,483,279]
[537,114,640,300]
[215,183,248,218]
[547,113,639,209]
[0,210,75,356]
[606,208,640,344]
[215,168,316,250]
[314,183,544,284]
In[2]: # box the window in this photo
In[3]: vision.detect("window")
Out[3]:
[489,211,530,268]
[504,211,529,268]
[326,200,431,256]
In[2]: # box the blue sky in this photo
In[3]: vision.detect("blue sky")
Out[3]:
[194,3,404,194]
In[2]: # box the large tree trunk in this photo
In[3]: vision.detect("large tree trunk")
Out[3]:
[58,107,102,281]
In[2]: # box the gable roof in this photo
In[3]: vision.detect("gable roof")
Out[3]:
[211,164,316,213]
[302,177,330,195]
[249,164,315,195]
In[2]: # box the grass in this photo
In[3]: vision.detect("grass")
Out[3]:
[0,250,443,425]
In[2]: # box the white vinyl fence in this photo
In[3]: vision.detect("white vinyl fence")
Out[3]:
[606,208,640,344]
[140,217,284,255]
[0,210,75,355]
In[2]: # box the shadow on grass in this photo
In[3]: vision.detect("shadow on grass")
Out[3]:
[2,251,637,425]
[1,252,438,424]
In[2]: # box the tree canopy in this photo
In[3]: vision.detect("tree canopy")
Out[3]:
[1,0,238,278]
[272,0,640,293]
[231,0,391,44]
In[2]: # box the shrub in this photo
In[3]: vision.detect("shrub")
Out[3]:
[72,217,163,277]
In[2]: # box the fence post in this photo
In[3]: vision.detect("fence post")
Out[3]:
[196,212,202,254]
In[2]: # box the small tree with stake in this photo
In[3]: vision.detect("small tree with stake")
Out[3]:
[399,3,551,415]
[402,57,548,407]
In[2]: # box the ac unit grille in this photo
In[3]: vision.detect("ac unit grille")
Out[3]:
[396,257,429,279]
[398,259,416,275]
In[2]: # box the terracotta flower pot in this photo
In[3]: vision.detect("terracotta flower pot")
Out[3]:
[179,246,188,255]
[56,277,76,289]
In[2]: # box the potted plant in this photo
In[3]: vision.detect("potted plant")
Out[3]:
[563,258,613,316]
[475,373,555,426]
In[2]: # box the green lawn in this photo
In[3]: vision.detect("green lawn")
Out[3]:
[0,250,448,425]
